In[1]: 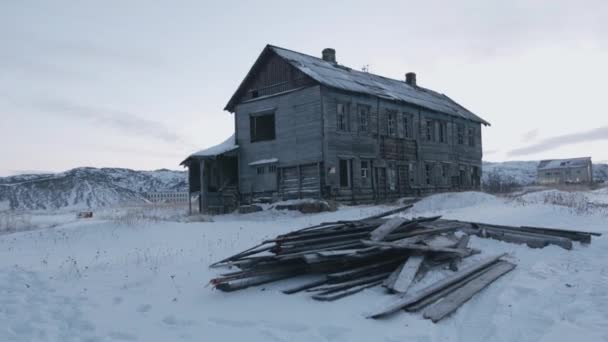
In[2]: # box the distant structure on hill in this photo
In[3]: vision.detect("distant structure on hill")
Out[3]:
[537,157,593,185]
[145,191,189,203]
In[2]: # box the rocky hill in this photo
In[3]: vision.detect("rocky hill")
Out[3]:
[0,167,187,210]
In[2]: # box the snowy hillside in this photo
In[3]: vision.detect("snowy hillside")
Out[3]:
[0,167,187,210]
[482,160,608,185]
[0,192,606,341]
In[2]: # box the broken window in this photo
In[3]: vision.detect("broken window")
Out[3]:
[358,105,370,133]
[457,124,465,145]
[250,113,276,142]
[360,160,369,179]
[387,110,397,136]
[337,103,349,131]
[403,114,412,138]
[339,159,351,188]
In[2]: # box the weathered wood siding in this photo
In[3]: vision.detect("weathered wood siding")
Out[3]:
[235,85,323,199]
[320,86,483,202]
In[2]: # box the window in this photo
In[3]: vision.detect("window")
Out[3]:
[358,105,370,133]
[403,114,412,138]
[337,103,349,131]
[339,159,351,188]
[268,165,277,173]
[457,124,465,145]
[257,166,266,175]
[426,120,434,141]
[425,163,432,185]
[439,121,447,143]
[442,164,449,179]
[250,113,275,142]
[409,163,416,184]
[360,161,369,179]
[468,127,475,146]
[387,110,397,136]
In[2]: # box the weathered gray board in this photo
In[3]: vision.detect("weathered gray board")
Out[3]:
[479,227,573,250]
[370,217,408,241]
[368,254,506,318]
[423,261,516,322]
[387,255,424,294]
[449,235,470,271]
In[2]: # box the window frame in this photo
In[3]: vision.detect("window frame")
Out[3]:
[337,102,349,132]
[360,160,369,179]
[387,110,397,136]
[250,112,276,143]
[357,104,370,133]
[403,113,412,138]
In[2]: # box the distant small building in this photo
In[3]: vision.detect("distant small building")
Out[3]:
[537,157,593,185]
[145,191,189,203]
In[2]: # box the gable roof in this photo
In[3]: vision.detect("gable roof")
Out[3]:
[225,45,490,126]
[538,157,592,171]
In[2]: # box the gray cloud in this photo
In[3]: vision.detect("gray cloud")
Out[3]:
[521,129,539,142]
[2,94,184,144]
[508,126,608,156]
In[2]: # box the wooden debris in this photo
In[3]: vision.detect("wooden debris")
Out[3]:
[387,255,424,294]
[209,209,598,322]
[422,261,516,322]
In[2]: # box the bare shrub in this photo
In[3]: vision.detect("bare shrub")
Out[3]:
[483,170,523,194]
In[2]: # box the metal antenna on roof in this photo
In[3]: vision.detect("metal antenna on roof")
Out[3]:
[362,64,370,73]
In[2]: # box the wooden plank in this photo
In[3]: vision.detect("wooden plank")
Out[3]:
[361,240,470,257]
[383,261,406,288]
[449,235,470,271]
[312,280,383,301]
[311,272,390,294]
[370,217,408,241]
[422,261,516,322]
[360,204,413,221]
[282,276,328,294]
[327,257,405,282]
[367,253,506,318]
[478,227,573,250]
[389,255,424,294]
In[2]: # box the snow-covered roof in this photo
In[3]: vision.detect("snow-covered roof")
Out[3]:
[181,134,239,165]
[226,45,490,126]
[538,157,591,171]
[248,158,278,166]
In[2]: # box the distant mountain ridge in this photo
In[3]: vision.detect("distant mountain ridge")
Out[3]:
[482,161,608,185]
[0,167,187,210]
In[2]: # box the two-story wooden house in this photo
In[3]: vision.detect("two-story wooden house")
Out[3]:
[182,45,490,213]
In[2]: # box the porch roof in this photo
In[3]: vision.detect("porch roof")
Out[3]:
[180,134,239,165]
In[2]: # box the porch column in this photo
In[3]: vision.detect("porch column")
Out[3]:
[199,159,207,213]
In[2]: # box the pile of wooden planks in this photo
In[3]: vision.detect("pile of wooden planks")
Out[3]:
[209,205,601,323]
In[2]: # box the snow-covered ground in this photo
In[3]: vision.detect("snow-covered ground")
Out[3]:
[1,192,607,342]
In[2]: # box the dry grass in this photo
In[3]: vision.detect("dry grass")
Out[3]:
[0,211,35,233]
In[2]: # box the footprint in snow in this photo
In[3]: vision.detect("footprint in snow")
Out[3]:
[136,304,152,313]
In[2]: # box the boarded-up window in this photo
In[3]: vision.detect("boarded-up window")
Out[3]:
[358,105,370,133]
[337,103,349,131]
[250,113,276,142]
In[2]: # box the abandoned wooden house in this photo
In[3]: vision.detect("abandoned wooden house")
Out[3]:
[181,45,490,213]
[537,157,593,185]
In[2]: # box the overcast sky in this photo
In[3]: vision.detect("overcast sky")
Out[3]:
[1,0,607,176]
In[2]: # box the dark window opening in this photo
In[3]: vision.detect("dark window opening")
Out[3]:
[457,124,465,145]
[425,164,432,185]
[403,114,412,138]
[268,165,277,173]
[358,105,369,133]
[250,89,259,98]
[387,110,397,136]
[337,103,349,131]
[426,120,434,141]
[339,159,351,188]
[257,166,266,175]
[468,127,475,146]
[439,122,447,143]
[250,113,276,142]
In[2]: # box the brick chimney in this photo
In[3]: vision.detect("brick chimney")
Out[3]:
[405,72,417,86]
[322,48,336,63]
